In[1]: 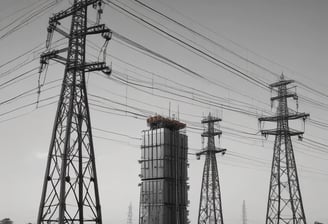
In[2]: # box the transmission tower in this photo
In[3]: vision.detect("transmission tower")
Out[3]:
[127,203,133,224]
[259,74,309,224]
[37,0,111,223]
[196,113,226,224]
[242,200,247,224]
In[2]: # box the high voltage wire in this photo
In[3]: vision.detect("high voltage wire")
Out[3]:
[115,0,275,87]
[105,117,325,161]
[0,0,326,179]
[89,30,325,132]
[88,111,328,179]
[0,0,60,40]
[0,0,52,32]
[1,0,326,117]
[0,67,39,89]
[108,68,328,132]
[133,0,280,81]
[104,0,270,90]
[91,125,328,179]
[0,100,57,125]
[110,34,273,109]
[0,82,326,176]
[0,0,44,23]
[0,95,58,118]
[87,36,271,108]
[2,50,328,147]
[110,72,260,117]
[2,92,325,177]
[78,21,328,118]
[132,0,328,101]
[106,1,328,114]
[0,41,44,71]
[88,118,328,179]
[3,0,328,113]
[109,62,328,128]
[88,89,328,157]
[104,34,328,126]
[111,67,270,114]
[0,79,61,106]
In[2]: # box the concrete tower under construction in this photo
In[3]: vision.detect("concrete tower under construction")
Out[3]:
[139,115,189,224]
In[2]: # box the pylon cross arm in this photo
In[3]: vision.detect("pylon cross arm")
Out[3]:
[260,129,304,136]
[40,48,68,66]
[259,113,309,122]
[85,24,112,40]
[50,0,100,23]
[270,93,298,101]
[83,62,111,75]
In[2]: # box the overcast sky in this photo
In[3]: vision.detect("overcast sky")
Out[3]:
[0,0,327,223]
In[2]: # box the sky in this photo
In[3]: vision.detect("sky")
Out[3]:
[0,0,327,223]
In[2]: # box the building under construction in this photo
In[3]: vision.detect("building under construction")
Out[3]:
[139,115,189,224]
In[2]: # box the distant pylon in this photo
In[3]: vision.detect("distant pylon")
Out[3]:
[37,0,111,223]
[259,74,309,224]
[127,202,133,224]
[197,113,226,224]
[242,200,247,224]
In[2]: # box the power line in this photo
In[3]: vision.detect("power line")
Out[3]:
[132,0,328,100]
[104,0,270,90]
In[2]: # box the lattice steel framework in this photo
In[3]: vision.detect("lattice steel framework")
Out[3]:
[197,114,226,224]
[37,0,111,223]
[242,200,247,224]
[259,74,309,224]
[127,203,133,224]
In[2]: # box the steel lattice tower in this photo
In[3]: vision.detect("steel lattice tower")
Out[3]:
[259,74,309,224]
[127,203,133,224]
[37,0,111,223]
[197,114,226,224]
[242,200,247,224]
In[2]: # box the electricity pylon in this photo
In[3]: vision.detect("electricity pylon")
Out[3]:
[197,113,226,224]
[127,203,133,224]
[259,74,309,224]
[37,0,111,223]
[242,200,247,224]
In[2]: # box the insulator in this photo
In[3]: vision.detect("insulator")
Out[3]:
[298,135,303,141]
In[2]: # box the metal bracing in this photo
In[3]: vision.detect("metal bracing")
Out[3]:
[197,114,226,224]
[259,74,309,224]
[37,1,111,223]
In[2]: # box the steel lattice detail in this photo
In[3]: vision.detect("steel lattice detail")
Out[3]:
[197,114,226,224]
[259,74,309,224]
[37,0,110,223]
